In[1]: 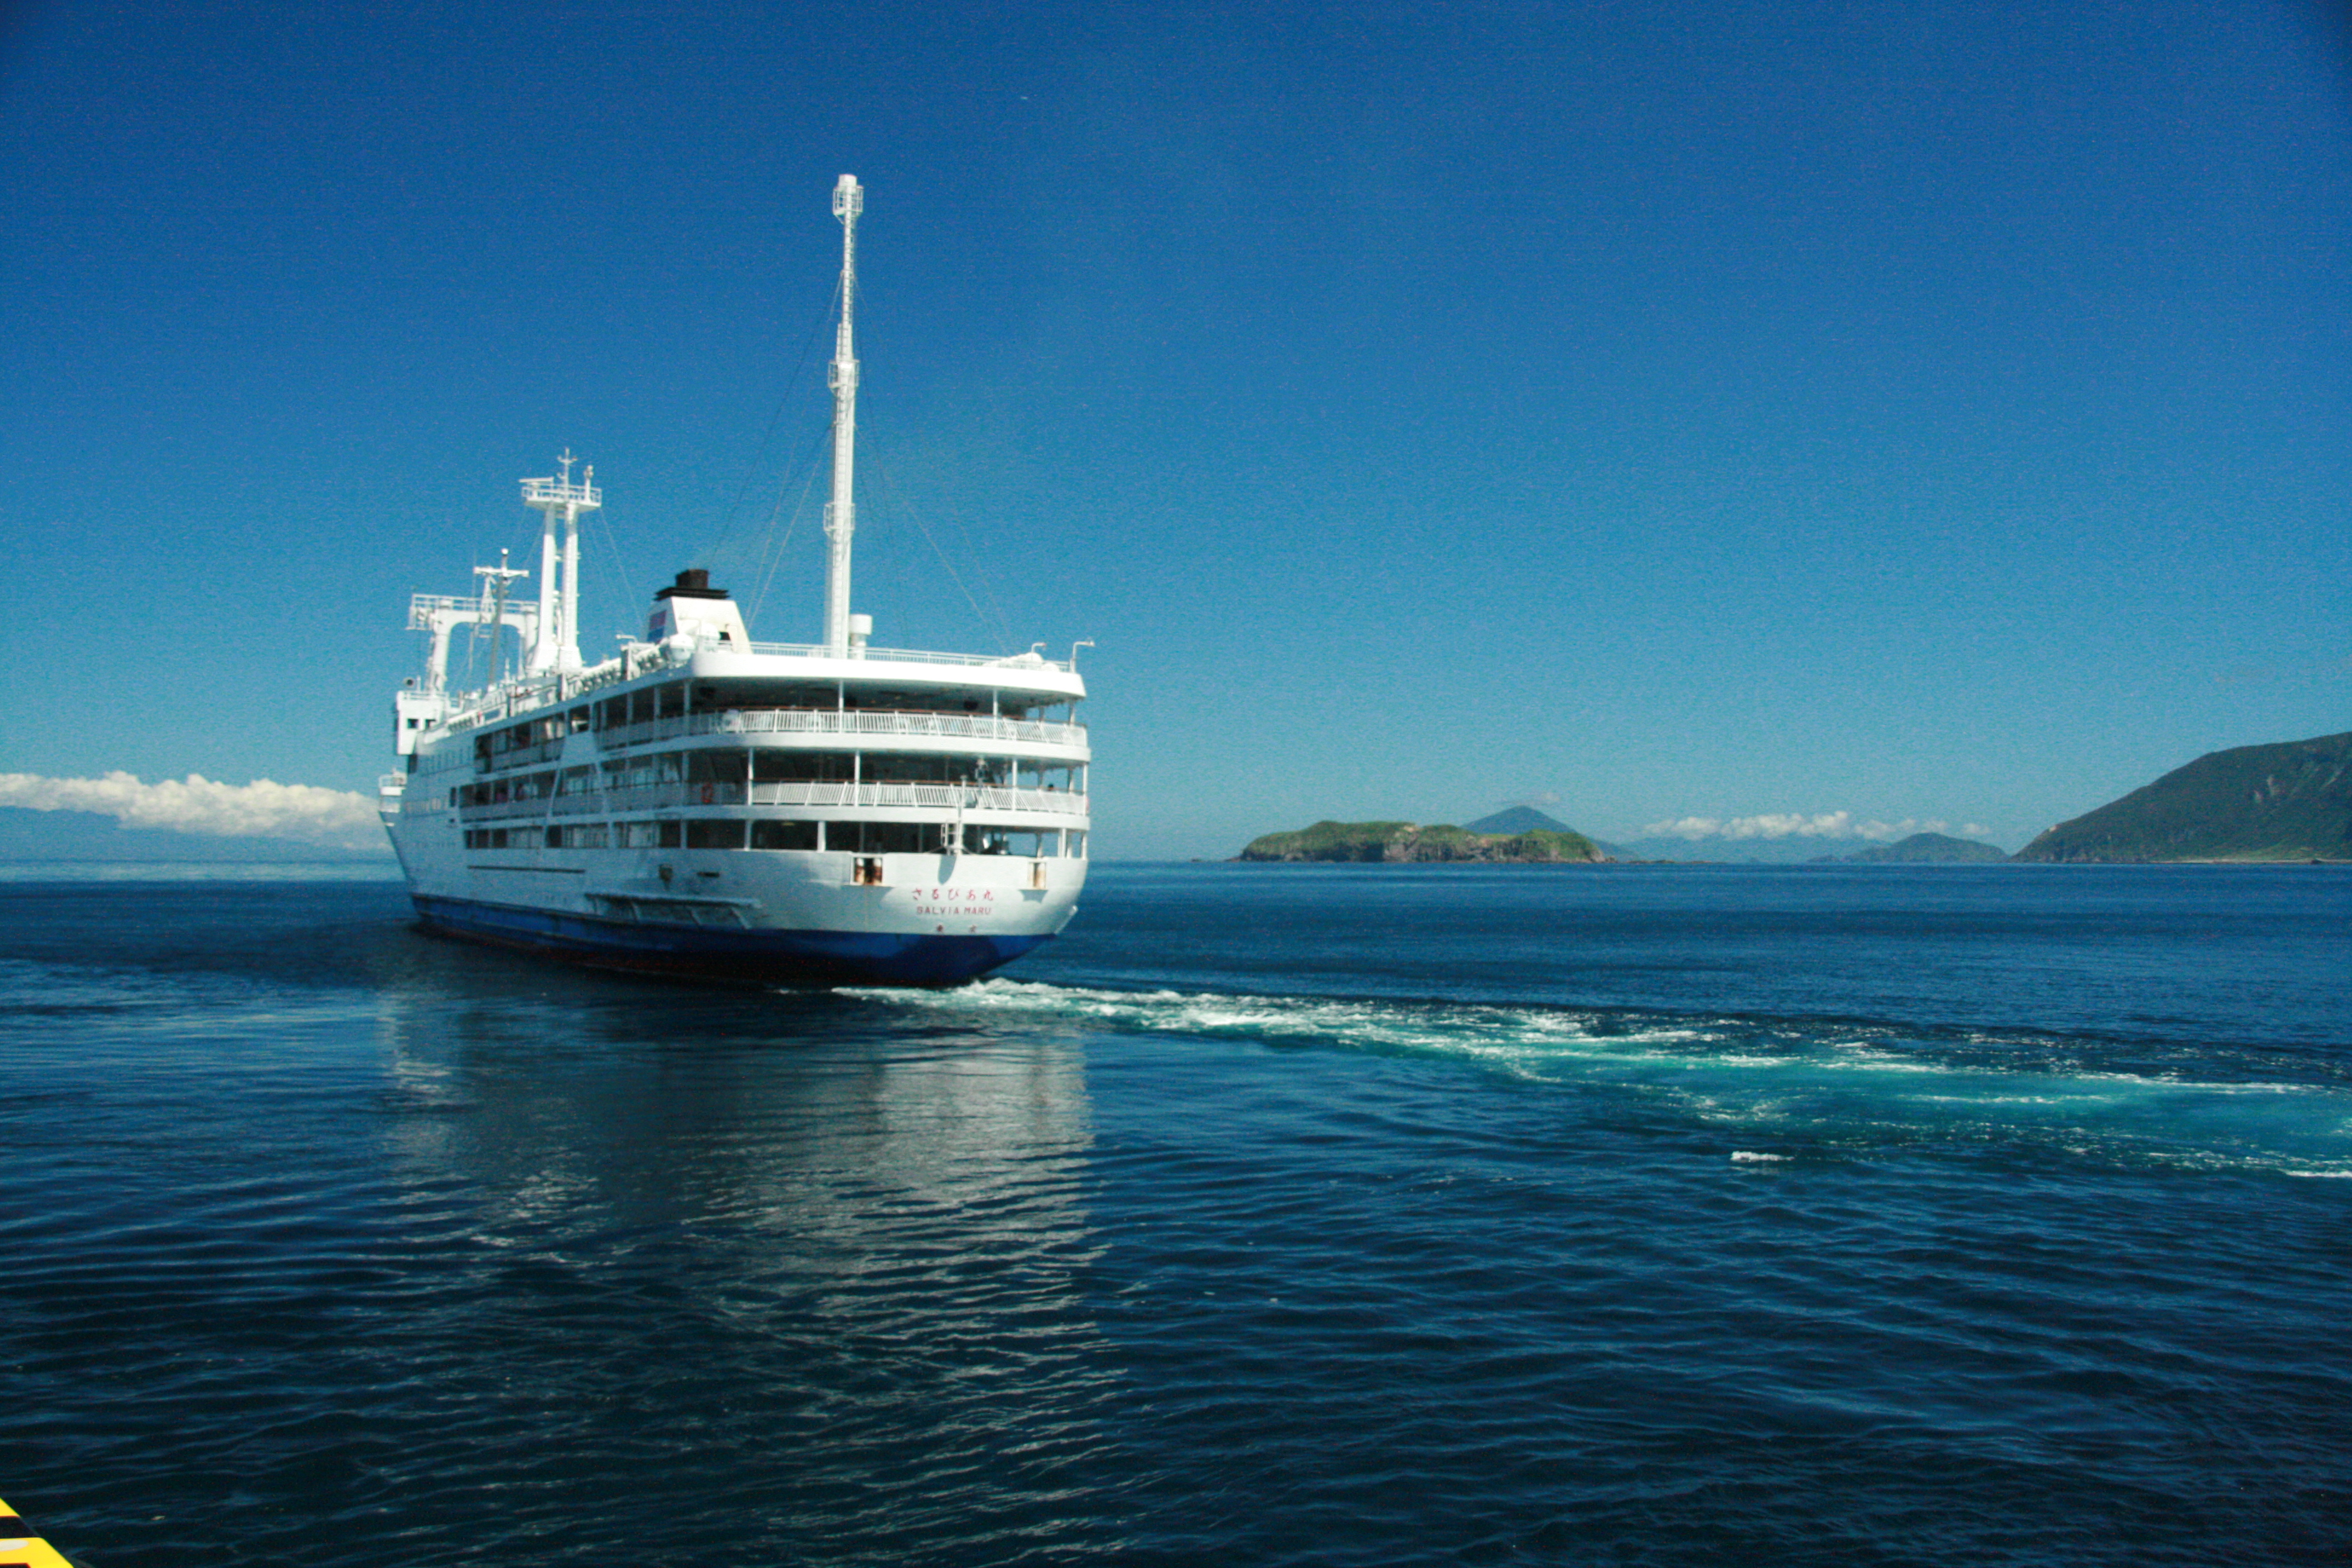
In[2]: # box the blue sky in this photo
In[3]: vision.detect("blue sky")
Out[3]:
[2,0,2346,859]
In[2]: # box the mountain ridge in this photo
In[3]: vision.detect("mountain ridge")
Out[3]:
[2015,731,2351,863]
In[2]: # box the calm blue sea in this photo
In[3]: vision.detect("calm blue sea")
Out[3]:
[0,863,2346,1566]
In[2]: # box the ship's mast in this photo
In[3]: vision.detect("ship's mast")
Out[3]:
[521,449,600,675]
[475,550,528,687]
[823,174,862,656]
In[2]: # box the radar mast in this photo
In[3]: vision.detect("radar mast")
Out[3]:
[823,174,862,655]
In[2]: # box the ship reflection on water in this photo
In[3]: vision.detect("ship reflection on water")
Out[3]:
[360,949,1120,1557]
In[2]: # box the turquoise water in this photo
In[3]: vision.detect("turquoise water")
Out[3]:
[0,864,2345,1564]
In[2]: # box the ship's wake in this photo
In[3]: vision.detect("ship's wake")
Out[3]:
[857,978,2352,1178]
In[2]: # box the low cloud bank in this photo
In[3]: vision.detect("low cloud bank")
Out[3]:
[0,772,384,851]
[1642,811,1993,844]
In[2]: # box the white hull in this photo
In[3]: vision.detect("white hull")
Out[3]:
[384,641,1089,986]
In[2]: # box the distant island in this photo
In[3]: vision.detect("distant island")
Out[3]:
[1240,809,1606,864]
[1237,733,2352,868]
[1844,832,2008,864]
[2015,731,2351,863]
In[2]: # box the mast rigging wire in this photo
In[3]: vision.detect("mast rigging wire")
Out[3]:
[710,276,840,568]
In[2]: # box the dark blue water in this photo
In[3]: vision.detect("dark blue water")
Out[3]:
[1,863,2346,1566]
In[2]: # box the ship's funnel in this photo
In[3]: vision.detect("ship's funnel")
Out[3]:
[647,568,750,648]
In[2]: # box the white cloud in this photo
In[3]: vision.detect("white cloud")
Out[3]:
[0,771,384,851]
[1641,811,1958,843]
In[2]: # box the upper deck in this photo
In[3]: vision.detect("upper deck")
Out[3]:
[434,633,1086,737]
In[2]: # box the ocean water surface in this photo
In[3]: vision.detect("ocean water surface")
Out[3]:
[0,862,2345,1565]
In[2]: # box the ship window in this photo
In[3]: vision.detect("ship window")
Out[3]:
[754,751,854,783]
[867,754,965,785]
[685,820,746,851]
[686,750,749,783]
[853,856,884,886]
[1065,831,1086,858]
[962,829,1051,858]
[546,826,562,849]
[750,820,818,851]
[829,821,926,855]
[658,820,682,848]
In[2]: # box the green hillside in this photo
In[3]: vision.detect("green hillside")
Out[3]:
[1849,832,2008,864]
[2014,731,2351,863]
[1238,820,1606,863]
[1462,806,1573,835]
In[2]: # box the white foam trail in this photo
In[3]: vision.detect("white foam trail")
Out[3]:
[863,979,2352,1174]
[880,979,1718,1071]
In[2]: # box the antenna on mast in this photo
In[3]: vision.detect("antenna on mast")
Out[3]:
[823,174,863,656]
[521,451,601,675]
[474,549,529,687]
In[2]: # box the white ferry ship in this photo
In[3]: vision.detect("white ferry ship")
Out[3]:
[377,176,1090,985]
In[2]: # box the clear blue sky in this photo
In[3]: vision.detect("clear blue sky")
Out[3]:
[2,0,2346,858]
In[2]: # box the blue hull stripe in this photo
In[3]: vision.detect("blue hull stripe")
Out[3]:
[413,895,1050,987]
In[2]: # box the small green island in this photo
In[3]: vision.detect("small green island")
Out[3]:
[1846,832,2008,864]
[1239,808,1607,864]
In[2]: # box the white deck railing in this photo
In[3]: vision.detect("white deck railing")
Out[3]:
[597,707,1085,751]
[479,738,566,772]
[746,782,1087,815]
[487,782,1088,820]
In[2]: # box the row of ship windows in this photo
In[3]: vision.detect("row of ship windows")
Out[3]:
[454,750,1081,806]
[463,822,1085,857]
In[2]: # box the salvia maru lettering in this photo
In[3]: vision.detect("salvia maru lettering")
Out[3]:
[377,176,1091,984]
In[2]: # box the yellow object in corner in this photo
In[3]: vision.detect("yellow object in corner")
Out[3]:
[0,1497,77,1568]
